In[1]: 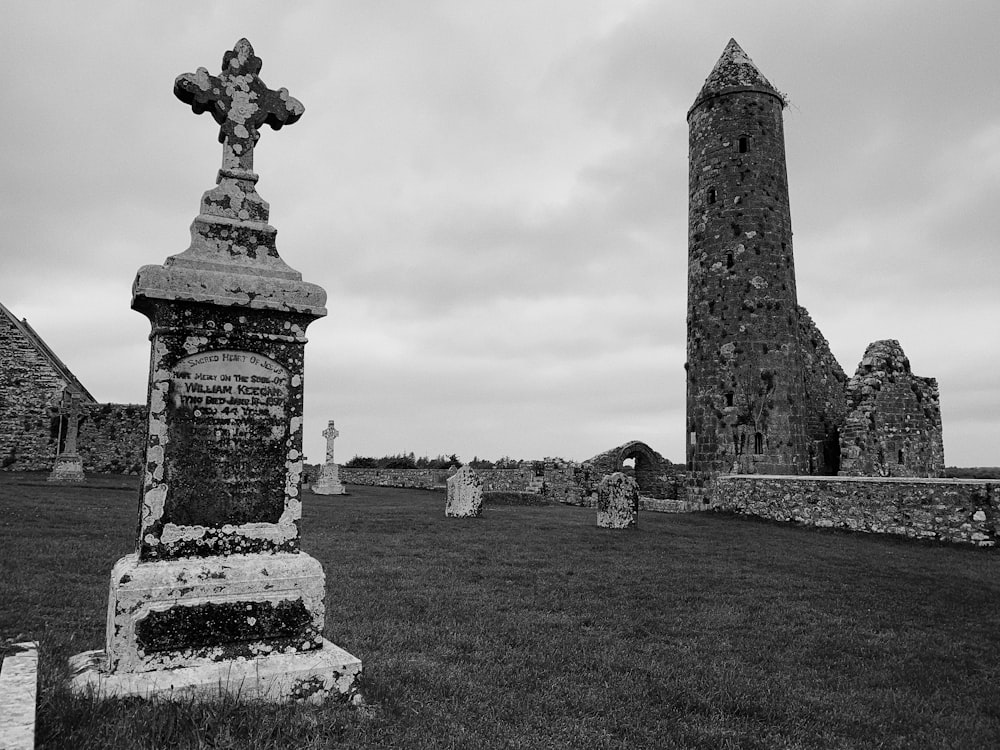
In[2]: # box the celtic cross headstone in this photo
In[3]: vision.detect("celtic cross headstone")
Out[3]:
[69,39,360,703]
[313,420,347,495]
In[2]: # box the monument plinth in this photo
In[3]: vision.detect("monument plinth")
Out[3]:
[70,39,360,703]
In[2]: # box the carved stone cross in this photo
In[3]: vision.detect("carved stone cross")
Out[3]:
[60,390,83,456]
[322,421,340,464]
[174,38,304,181]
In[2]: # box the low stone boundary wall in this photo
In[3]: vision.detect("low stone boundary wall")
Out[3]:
[715,475,999,547]
[641,497,711,513]
[339,467,452,489]
[338,467,539,492]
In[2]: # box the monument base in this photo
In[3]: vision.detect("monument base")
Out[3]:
[68,638,361,704]
[312,464,347,495]
[47,455,86,483]
[312,480,347,495]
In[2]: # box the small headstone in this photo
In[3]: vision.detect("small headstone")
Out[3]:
[47,391,86,483]
[313,420,347,495]
[596,472,639,529]
[0,642,39,750]
[445,465,483,517]
[69,39,359,704]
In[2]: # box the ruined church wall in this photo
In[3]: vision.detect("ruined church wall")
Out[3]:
[839,341,944,478]
[77,404,147,474]
[797,306,847,474]
[715,475,997,547]
[0,319,66,470]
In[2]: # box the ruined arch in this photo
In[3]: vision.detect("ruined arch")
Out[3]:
[585,441,676,499]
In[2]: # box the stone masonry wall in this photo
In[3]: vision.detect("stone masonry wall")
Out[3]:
[687,83,811,476]
[797,306,847,474]
[715,475,997,547]
[338,467,540,493]
[585,441,681,499]
[339,467,452,489]
[1,318,72,471]
[78,404,147,474]
[839,340,944,477]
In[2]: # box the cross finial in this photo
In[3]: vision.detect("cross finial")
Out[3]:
[174,39,304,182]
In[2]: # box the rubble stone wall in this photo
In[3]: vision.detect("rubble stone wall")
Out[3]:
[338,467,539,493]
[0,320,68,471]
[839,340,944,477]
[78,404,147,474]
[339,467,453,489]
[715,474,998,546]
[797,306,848,474]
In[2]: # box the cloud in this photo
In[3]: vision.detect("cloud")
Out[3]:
[0,1,997,468]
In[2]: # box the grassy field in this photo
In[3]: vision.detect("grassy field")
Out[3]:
[1,473,998,749]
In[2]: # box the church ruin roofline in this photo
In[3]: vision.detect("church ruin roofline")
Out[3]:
[688,38,786,119]
[0,300,96,403]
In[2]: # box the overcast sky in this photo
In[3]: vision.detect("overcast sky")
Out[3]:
[1,1,997,467]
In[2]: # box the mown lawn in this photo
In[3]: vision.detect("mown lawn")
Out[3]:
[1,472,998,749]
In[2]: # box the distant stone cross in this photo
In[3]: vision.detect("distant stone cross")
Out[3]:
[174,38,304,179]
[322,421,340,464]
[60,391,83,456]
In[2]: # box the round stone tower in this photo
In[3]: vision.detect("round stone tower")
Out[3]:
[685,39,810,477]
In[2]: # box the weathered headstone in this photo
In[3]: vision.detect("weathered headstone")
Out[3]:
[47,391,86,483]
[312,420,347,495]
[69,39,360,703]
[445,464,483,517]
[596,472,639,529]
[0,642,39,750]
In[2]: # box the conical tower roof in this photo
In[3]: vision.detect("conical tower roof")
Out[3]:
[689,39,784,115]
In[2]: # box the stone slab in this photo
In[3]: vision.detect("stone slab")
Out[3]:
[69,638,360,704]
[445,465,483,518]
[597,472,639,529]
[0,641,38,750]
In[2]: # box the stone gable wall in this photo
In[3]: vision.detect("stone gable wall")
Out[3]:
[839,340,944,477]
[715,475,997,547]
[0,317,68,470]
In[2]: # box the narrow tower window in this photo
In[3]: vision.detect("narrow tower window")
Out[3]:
[738,136,750,153]
[707,187,717,204]
[754,432,764,454]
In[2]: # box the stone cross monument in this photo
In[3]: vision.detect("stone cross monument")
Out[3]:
[47,390,86,483]
[312,420,347,495]
[69,39,360,703]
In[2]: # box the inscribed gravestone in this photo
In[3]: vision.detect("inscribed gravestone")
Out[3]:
[69,39,360,703]
[446,464,483,517]
[313,420,347,495]
[597,472,639,529]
